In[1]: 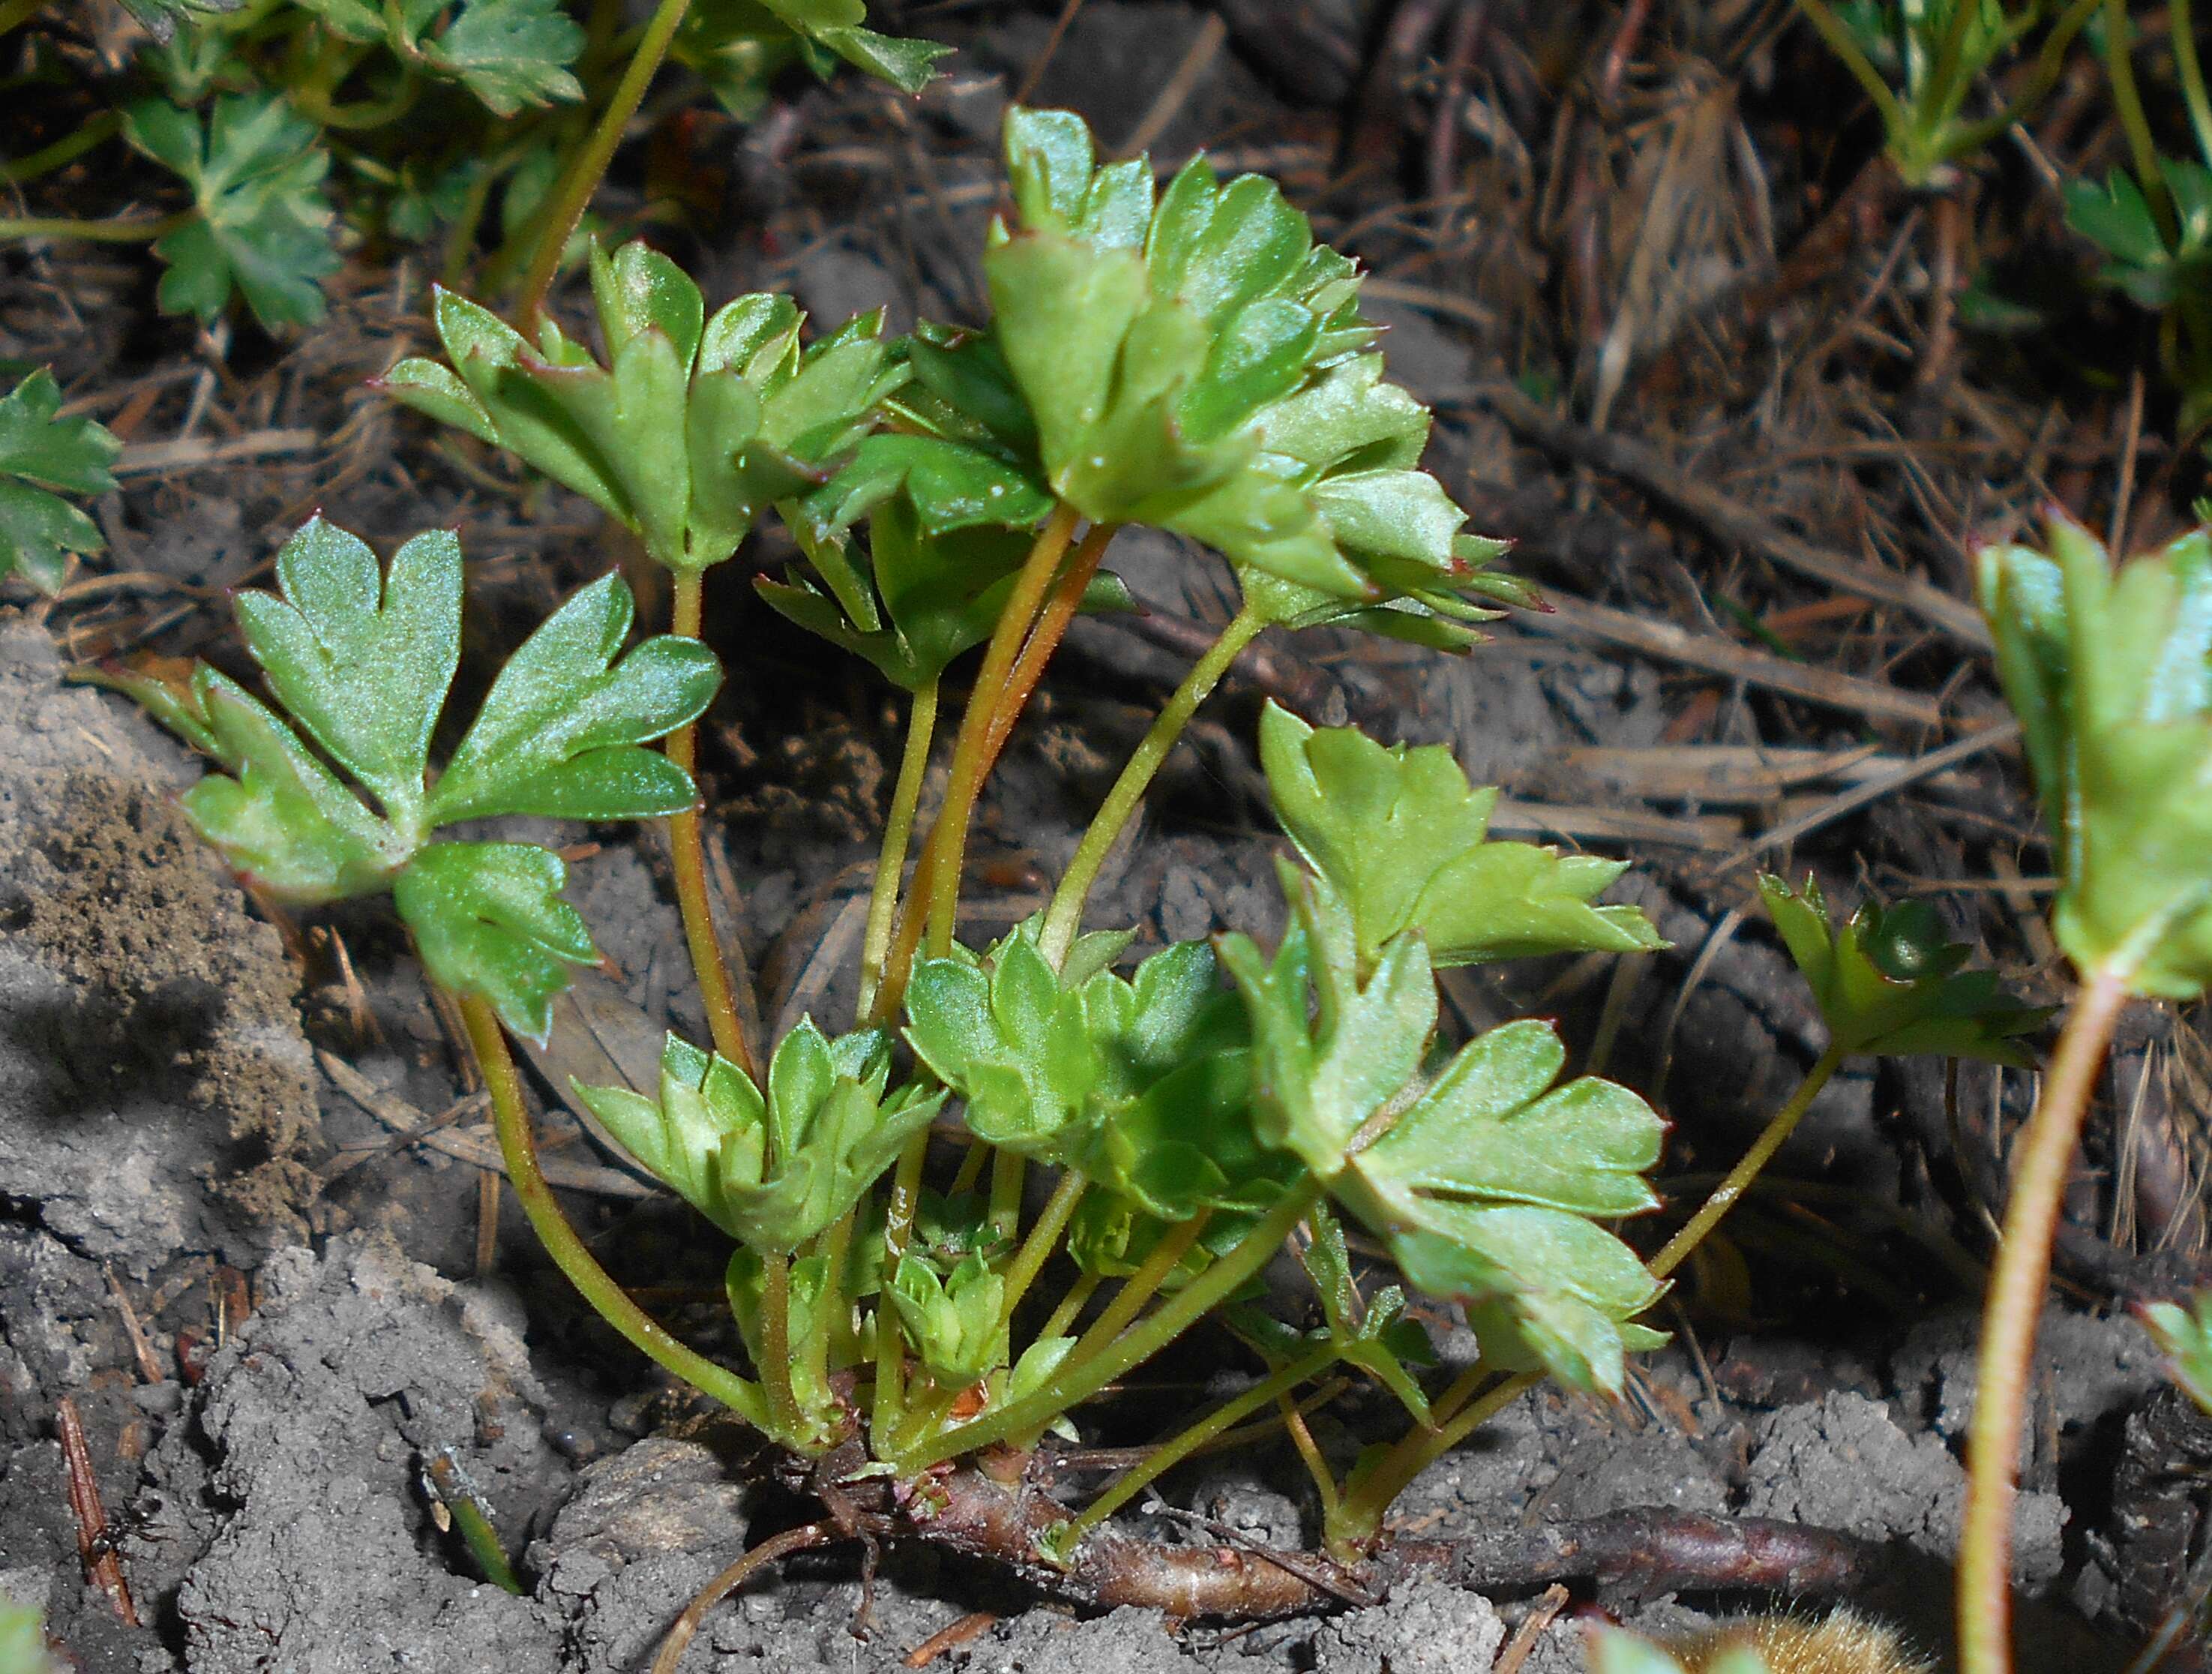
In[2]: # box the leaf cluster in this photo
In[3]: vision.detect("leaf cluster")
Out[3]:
[79,516,715,1040]
[2142,1290,2212,1417]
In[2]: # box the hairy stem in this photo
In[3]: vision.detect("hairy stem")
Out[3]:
[1039,602,1266,968]
[666,572,757,1080]
[454,988,767,1426]
[803,1210,855,1405]
[514,0,691,329]
[1036,1270,1102,1343]
[873,503,1081,1021]
[1648,1043,1846,1282]
[1059,1214,1211,1376]
[988,1146,1027,1249]
[857,679,939,1023]
[1957,964,2131,1674]
[1072,1345,1340,1539]
[901,1188,1320,1471]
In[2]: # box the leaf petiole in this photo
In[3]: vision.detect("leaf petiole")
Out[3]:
[857,679,940,1022]
[0,212,190,244]
[456,986,769,1428]
[1039,602,1266,968]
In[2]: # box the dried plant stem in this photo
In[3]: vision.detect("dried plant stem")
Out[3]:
[666,571,757,1081]
[1072,1343,1339,1538]
[857,678,939,1022]
[979,520,1120,764]
[1039,602,1266,968]
[514,0,691,329]
[1648,1043,1846,1282]
[874,503,1081,1020]
[652,1523,837,1674]
[456,987,769,1427]
[1957,964,2132,1674]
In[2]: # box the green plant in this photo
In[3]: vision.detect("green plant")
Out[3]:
[1960,511,2212,1674]
[0,369,121,593]
[0,1600,63,1674]
[1791,0,2101,188]
[2063,0,2212,447]
[0,0,940,329]
[85,106,2045,1666]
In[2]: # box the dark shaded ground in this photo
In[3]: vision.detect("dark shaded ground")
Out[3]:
[3,1,2211,1669]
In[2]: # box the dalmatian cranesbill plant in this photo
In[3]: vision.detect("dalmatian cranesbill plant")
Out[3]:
[88,107,2043,1670]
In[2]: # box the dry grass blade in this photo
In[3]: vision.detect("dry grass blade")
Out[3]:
[57,1396,138,1626]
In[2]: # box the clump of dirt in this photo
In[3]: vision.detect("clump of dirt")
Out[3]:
[124,1233,570,1672]
[0,626,322,1270]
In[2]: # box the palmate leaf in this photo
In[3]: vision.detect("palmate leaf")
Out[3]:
[1980,512,2212,996]
[1260,703,1664,974]
[414,0,586,116]
[76,517,717,1040]
[1758,874,2043,1064]
[0,370,120,593]
[573,1023,943,1253]
[381,243,904,574]
[123,94,339,331]
[983,107,1520,642]
[1221,865,1665,1394]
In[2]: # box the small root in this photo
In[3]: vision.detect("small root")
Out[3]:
[652,1522,841,1674]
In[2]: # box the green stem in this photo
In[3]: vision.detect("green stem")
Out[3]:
[514,0,691,329]
[1037,602,1266,968]
[1280,1394,1341,1522]
[667,572,757,1082]
[1068,1345,1339,1539]
[1647,1043,1846,1282]
[1329,1369,1539,1550]
[757,1255,804,1442]
[1957,964,2132,1674]
[870,1136,931,1449]
[1944,0,2104,157]
[988,1147,1027,1249]
[2102,0,2178,244]
[997,1169,1088,1329]
[1036,1270,1102,1343]
[2175,0,2212,168]
[1792,0,1911,162]
[899,1186,1320,1472]
[0,212,188,243]
[872,503,1081,1022]
[287,73,418,131]
[1058,1214,1210,1376]
[454,988,767,1427]
[1,112,121,185]
[804,1208,855,1404]
[856,678,939,1023]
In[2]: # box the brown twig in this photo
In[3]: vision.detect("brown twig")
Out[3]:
[904,1612,998,1669]
[57,1396,138,1626]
